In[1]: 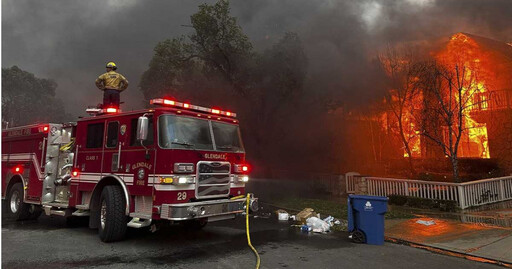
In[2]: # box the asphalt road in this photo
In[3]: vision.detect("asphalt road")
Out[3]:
[1,210,501,269]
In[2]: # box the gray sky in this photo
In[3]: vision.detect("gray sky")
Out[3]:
[3,0,512,117]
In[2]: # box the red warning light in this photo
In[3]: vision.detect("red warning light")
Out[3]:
[106,107,118,113]
[39,125,50,133]
[212,109,220,114]
[13,165,23,174]
[235,164,250,173]
[72,170,79,177]
[184,103,190,108]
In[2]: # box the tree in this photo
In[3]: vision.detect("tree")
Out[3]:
[416,60,485,182]
[378,45,423,176]
[2,66,69,127]
[139,0,253,102]
[140,1,311,174]
[246,32,308,164]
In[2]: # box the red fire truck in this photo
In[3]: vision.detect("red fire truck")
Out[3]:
[2,98,258,242]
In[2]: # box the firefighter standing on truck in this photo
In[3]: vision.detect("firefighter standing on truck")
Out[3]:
[95,61,129,108]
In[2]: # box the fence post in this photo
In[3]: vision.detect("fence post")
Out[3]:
[346,174,352,194]
[404,181,409,196]
[457,185,466,209]
[360,177,368,195]
[499,179,505,201]
[354,176,368,195]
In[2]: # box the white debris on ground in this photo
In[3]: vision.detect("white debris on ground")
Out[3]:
[323,216,335,225]
[275,208,348,233]
[307,217,331,233]
[278,212,290,221]
[416,219,436,226]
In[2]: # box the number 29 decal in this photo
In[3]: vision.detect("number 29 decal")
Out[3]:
[177,192,187,201]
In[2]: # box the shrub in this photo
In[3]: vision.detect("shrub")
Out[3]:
[435,200,458,212]
[406,197,434,209]
[402,196,458,212]
[388,195,408,206]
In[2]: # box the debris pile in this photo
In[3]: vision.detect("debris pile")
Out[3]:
[296,208,316,224]
[275,208,347,233]
[306,217,331,233]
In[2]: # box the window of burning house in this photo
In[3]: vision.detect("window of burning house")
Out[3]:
[211,121,244,152]
[86,123,104,148]
[159,115,214,150]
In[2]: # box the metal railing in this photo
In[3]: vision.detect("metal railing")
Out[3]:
[472,89,511,111]
[347,173,512,209]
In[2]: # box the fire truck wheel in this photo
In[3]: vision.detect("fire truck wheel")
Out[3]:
[6,183,32,220]
[98,185,127,242]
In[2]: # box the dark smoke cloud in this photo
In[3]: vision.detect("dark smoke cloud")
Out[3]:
[3,0,512,116]
[2,0,215,115]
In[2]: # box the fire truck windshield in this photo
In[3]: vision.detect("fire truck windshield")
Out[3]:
[211,121,244,152]
[158,115,244,152]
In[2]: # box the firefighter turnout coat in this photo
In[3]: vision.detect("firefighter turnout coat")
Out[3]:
[95,71,129,91]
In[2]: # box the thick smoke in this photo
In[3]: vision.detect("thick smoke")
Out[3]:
[3,0,512,116]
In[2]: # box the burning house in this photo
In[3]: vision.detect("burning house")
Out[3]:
[454,33,512,171]
[388,33,512,173]
[335,33,512,177]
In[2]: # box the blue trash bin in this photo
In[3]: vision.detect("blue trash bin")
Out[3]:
[347,195,388,245]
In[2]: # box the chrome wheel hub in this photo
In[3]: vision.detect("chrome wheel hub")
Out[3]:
[10,191,20,213]
[100,200,107,230]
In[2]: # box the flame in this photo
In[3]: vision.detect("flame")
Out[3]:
[395,90,423,158]
[436,33,490,158]
[386,33,494,159]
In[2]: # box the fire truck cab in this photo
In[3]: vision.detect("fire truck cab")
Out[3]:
[2,99,257,242]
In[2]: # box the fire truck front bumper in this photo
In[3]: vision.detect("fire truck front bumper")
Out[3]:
[160,196,258,221]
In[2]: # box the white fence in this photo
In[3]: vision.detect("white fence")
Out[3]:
[459,176,512,208]
[345,172,360,194]
[346,173,512,209]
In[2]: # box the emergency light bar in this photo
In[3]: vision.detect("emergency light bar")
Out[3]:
[86,107,121,116]
[150,98,237,118]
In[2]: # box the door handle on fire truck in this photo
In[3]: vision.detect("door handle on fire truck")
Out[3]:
[41,137,47,169]
[118,143,122,168]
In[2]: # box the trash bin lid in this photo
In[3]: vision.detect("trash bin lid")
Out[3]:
[349,195,388,201]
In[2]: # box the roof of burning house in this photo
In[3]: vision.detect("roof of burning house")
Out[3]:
[455,32,512,64]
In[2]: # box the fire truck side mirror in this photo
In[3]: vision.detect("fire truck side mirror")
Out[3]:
[137,116,149,141]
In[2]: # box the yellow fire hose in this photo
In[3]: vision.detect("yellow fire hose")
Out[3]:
[246,194,261,269]
[231,194,261,269]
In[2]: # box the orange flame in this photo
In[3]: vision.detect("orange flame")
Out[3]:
[437,33,490,158]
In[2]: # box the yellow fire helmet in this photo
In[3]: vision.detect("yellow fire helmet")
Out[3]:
[106,61,117,70]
